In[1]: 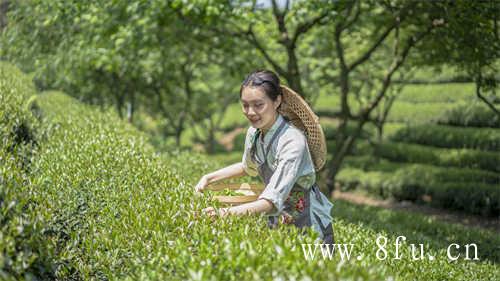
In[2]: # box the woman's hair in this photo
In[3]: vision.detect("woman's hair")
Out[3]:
[239,70,282,101]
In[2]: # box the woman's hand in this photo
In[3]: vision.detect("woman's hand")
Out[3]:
[203,207,229,219]
[194,175,209,193]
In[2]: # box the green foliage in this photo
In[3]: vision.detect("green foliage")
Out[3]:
[397,83,476,104]
[0,62,39,159]
[414,0,499,81]
[231,131,247,152]
[438,102,500,128]
[386,101,455,124]
[0,62,54,280]
[374,142,500,173]
[1,0,256,148]
[390,124,500,151]
[337,160,500,216]
[322,121,371,140]
[334,200,500,264]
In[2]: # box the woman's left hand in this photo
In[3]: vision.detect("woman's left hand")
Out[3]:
[202,207,229,219]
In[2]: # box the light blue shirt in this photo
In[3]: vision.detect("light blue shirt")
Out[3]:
[242,114,333,238]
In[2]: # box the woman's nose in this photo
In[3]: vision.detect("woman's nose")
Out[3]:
[247,106,256,116]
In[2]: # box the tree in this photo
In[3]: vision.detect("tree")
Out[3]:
[413,0,499,117]
[176,0,337,100]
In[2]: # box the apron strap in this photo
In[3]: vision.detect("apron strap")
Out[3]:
[250,118,287,165]
[264,120,287,158]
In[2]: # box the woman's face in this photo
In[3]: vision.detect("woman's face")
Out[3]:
[240,86,281,131]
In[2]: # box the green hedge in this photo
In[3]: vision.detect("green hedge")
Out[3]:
[0,62,54,280]
[322,121,372,140]
[335,200,500,264]
[387,102,454,123]
[0,62,39,165]
[374,142,500,172]
[397,83,475,103]
[437,102,500,128]
[345,157,499,185]
[390,124,500,151]
[336,164,500,216]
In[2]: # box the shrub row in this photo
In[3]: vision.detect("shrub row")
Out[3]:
[374,141,500,172]
[397,83,475,103]
[345,157,499,185]
[437,102,500,128]
[387,102,454,123]
[0,62,39,165]
[389,124,500,151]
[0,62,54,280]
[322,121,372,140]
[335,200,500,264]
[336,164,500,216]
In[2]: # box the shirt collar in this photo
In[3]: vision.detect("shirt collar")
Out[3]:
[257,114,285,144]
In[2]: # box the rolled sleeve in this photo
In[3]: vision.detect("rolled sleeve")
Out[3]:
[242,127,258,177]
[258,136,307,215]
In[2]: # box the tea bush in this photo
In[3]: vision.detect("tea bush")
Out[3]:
[397,83,475,103]
[390,124,500,151]
[0,62,55,280]
[374,142,499,172]
[336,162,500,216]
[334,200,500,264]
[387,102,454,123]
[437,102,500,128]
[322,121,372,140]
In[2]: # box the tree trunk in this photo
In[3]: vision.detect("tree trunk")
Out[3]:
[285,45,304,97]
[206,117,215,154]
[475,77,500,118]
[175,125,183,147]
[0,0,9,30]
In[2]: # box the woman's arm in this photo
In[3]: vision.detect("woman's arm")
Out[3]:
[195,162,247,192]
[227,199,274,215]
[203,199,274,218]
[205,162,246,184]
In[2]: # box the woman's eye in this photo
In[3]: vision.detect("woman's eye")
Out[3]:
[255,104,264,109]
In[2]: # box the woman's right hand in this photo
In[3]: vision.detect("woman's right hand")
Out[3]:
[194,175,209,193]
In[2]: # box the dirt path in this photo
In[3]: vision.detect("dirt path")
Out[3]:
[332,190,500,233]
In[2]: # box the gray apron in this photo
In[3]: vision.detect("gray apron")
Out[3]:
[251,121,334,243]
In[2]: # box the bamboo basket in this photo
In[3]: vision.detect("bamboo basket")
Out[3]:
[206,182,265,206]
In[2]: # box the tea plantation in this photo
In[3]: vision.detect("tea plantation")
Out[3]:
[1,63,500,280]
[320,84,500,217]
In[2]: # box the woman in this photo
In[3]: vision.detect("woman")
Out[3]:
[195,70,334,244]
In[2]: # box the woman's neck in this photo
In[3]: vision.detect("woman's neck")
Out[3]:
[260,114,278,137]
